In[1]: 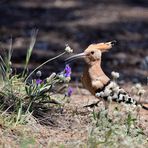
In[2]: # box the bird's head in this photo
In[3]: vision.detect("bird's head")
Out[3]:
[66,40,116,65]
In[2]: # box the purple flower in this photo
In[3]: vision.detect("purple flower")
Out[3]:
[67,87,73,97]
[64,64,71,77]
[36,79,42,85]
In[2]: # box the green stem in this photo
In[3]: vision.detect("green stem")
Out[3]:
[25,100,33,113]
[25,52,66,83]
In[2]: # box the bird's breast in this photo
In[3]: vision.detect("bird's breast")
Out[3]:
[81,70,96,95]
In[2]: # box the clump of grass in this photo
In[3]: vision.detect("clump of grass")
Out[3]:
[87,103,148,148]
[0,30,73,126]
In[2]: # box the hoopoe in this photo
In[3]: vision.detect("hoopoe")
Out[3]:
[66,41,148,110]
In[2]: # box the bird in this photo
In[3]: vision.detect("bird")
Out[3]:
[66,41,148,110]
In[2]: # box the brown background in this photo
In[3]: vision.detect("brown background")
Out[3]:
[0,0,147,84]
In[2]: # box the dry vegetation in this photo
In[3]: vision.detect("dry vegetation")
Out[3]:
[0,87,148,147]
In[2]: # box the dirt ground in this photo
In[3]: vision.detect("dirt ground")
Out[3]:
[18,83,148,146]
[1,85,147,147]
[24,84,148,146]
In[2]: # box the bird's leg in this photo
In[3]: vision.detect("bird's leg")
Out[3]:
[83,100,101,108]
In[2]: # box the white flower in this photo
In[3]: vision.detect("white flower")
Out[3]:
[135,83,142,89]
[111,71,120,79]
[65,44,73,53]
[137,104,142,110]
[138,89,145,96]
[131,104,136,109]
[131,83,145,96]
[137,104,142,112]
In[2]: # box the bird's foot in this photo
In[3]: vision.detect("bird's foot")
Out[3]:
[83,100,100,108]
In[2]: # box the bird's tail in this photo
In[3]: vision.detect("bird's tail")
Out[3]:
[95,81,148,110]
[114,93,148,110]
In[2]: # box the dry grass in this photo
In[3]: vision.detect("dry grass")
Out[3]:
[0,85,148,147]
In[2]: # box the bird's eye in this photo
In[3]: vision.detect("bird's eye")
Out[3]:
[91,51,94,54]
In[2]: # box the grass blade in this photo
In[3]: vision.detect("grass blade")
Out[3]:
[22,29,38,76]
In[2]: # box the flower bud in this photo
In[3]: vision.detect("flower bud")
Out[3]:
[136,104,142,112]
[36,70,42,77]
[111,71,120,79]
[65,44,73,53]
[9,61,12,66]
[9,68,13,74]
[58,74,65,80]
[135,83,142,89]
[67,87,73,97]
[46,72,56,82]
[138,89,145,96]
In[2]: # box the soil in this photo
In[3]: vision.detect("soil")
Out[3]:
[40,84,148,143]
[1,85,147,147]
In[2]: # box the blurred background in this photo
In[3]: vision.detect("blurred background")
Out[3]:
[0,0,148,84]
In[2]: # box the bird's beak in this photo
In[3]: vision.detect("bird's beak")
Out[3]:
[65,52,86,63]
